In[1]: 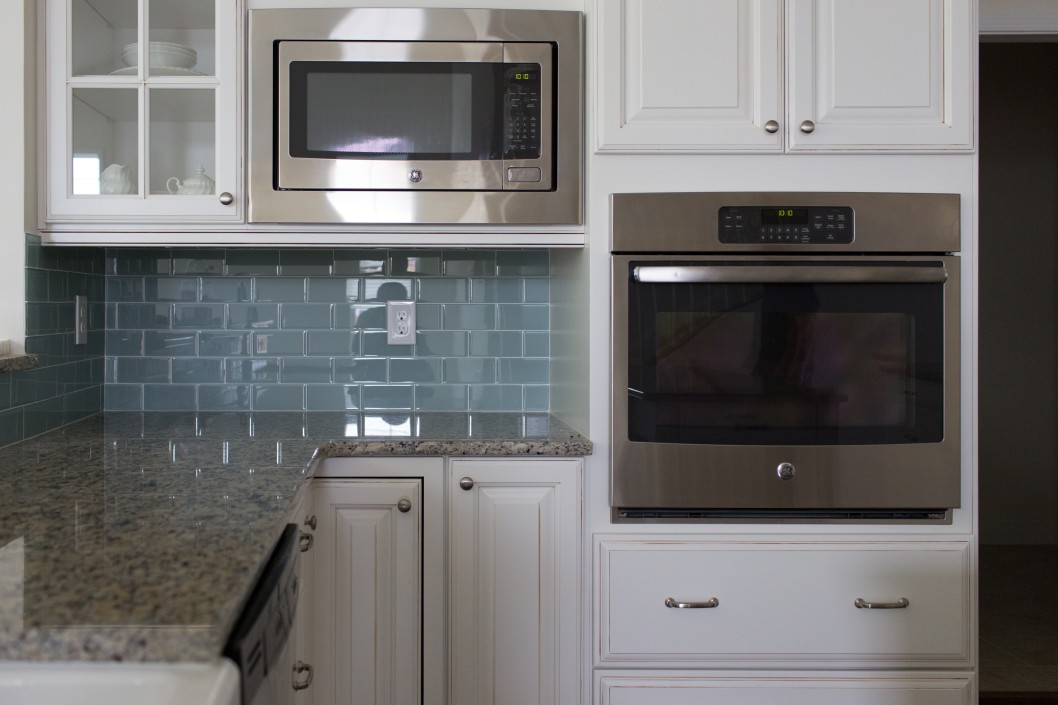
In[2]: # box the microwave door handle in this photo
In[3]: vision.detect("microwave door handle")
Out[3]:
[632,265,947,285]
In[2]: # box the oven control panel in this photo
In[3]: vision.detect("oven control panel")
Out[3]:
[718,206,854,244]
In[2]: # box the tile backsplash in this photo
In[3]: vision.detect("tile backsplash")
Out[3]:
[103,248,551,412]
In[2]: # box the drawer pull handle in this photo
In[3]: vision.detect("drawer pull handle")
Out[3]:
[854,597,909,609]
[665,596,719,609]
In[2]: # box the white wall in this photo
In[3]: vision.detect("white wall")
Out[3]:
[0,0,35,353]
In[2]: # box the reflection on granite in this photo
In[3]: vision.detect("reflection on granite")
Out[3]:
[0,354,39,375]
[0,411,590,662]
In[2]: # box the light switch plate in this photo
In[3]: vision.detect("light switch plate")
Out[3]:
[386,300,416,345]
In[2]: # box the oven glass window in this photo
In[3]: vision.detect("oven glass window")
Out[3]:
[288,62,503,160]
[627,266,945,445]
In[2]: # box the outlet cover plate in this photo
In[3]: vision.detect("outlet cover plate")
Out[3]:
[386,300,416,345]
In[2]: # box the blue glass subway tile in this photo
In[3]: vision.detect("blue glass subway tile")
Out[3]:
[0,377,10,411]
[172,250,224,275]
[414,384,469,411]
[104,384,143,411]
[25,334,66,366]
[107,357,170,384]
[226,358,280,384]
[88,303,106,331]
[201,277,250,302]
[144,384,196,411]
[65,386,102,421]
[336,304,386,330]
[110,249,172,276]
[363,279,413,302]
[417,279,468,303]
[524,332,549,357]
[306,385,360,411]
[524,278,550,303]
[228,304,278,330]
[498,304,549,331]
[281,303,333,330]
[334,250,387,276]
[470,279,522,303]
[255,278,307,303]
[117,303,172,329]
[143,331,197,357]
[280,357,333,383]
[200,332,252,356]
[226,250,280,276]
[524,385,549,411]
[145,277,199,302]
[469,385,523,411]
[334,357,387,383]
[415,304,441,330]
[362,384,413,410]
[443,304,495,330]
[307,330,355,356]
[390,358,441,383]
[280,250,334,275]
[25,269,49,302]
[443,251,495,277]
[253,331,304,355]
[46,271,70,302]
[496,250,549,276]
[172,358,226,384]
[13,368,59,405]
[469,331,522,357]
[498,358,549,384]
[23,397,65,438]
[414,330,468,357]
[24,234,40,268]
[106,330,144,355]
[360,331,409,357]
[173,304,225,329]
[26,302,58,335]
[0,408,23,447]
[252,385,305,411]
[444,358,496,384]
[307,277,361,303]
[56,302,76,333]
[198,385,252,411]
[390,250,442,276]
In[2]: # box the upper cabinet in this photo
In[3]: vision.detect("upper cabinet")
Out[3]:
[45,0,240,223]
[595,0,975,153]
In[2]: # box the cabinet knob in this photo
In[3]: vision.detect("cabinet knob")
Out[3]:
[397,498,412,513]
[458,477,475,491]
[219,191,234,205]
[292,661,314,691]
[304,514,317,530]
[299,531,314,553]
[799,120,816,134]
[764,119,780,134]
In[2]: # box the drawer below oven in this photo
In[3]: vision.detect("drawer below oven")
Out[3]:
[597,539,971,668]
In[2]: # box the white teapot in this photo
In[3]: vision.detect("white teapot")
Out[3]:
[166,166,215,195]
[99,164,134,194]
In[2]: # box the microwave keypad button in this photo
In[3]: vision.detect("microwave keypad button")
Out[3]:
[507,167,541,183]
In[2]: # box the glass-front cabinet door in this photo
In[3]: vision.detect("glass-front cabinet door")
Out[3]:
[46,0,239,222]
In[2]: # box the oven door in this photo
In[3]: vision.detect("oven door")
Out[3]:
[276,41,553,191]
[611,254,961,518]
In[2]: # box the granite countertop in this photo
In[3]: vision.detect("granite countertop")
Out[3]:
[0,411,591,663]
[0,354,38,375]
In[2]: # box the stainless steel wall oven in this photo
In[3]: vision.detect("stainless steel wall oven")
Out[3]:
[610,192,961,522]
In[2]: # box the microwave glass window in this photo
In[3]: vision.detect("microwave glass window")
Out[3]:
[626,275,945,446]
[287,61,540,161]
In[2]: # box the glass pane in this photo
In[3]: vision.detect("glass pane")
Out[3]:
[71,0,138,77]
[148,0,215,77]
[149,89,216,195]
[72,88,139,195]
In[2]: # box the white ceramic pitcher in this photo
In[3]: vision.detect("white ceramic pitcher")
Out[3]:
[166,166,215,195]
[99,164,134,194]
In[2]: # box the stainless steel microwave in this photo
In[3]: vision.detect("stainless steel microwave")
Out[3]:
[248,8,583,226]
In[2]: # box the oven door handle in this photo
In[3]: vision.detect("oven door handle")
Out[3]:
[632,265,947,284]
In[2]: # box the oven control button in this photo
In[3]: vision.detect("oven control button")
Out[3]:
[776,462,796,480]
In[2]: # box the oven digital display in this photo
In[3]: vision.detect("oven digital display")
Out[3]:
[760,208,809,224]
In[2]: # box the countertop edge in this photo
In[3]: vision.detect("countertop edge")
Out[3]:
[0,354,39,375]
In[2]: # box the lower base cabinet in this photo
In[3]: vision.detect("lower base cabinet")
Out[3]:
[296,456,583,705]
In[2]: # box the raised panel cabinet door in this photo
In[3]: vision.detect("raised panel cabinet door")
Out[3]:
[787,0,974,150]
[312,479,422,705]
[293,492,315,705]
[448,459,582,705]
[596,0,783,152]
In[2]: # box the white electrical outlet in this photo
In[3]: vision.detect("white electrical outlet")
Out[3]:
[386,300,416,345]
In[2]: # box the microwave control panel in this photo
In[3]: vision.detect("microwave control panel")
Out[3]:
[503,64,541,160]
[719,206,855,244]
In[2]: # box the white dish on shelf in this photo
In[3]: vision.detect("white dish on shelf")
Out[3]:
[121,41,198,70]
[110,66,206,76]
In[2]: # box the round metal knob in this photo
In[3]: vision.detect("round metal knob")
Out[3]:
[776,462,796,480]
[799,120,816,134]
[397,498,412,513]
[219,191,234,205]
[764,119,780,134]
[409,169,423,183]
[458,477,475,491]
[304,514,317,530]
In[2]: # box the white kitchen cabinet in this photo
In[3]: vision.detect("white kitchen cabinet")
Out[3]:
[448,458,583,705]
[596,0,974,152]
[44,0,241,223]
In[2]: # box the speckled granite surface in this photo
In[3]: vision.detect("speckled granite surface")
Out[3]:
[0,354,38,375]
[0,411,590,663]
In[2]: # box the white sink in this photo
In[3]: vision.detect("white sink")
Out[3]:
[0,659,239,705]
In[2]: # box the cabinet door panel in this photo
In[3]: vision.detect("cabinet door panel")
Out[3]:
[597,0,783,152]
[788,0,973,149]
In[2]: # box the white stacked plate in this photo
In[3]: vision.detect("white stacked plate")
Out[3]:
[120,41,198,70]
